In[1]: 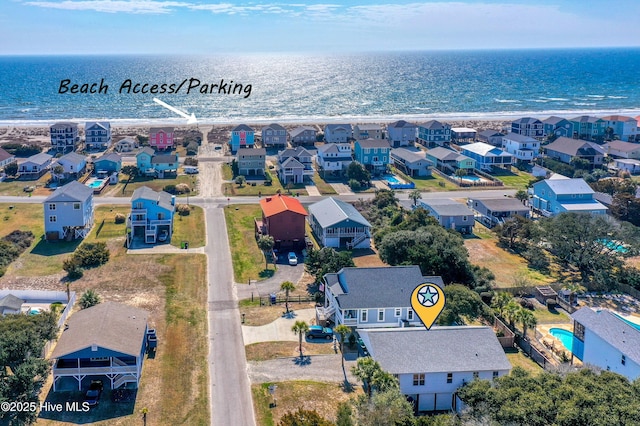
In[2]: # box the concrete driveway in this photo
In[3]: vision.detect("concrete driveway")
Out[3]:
[242,308,317,345]
[236,254,306,300]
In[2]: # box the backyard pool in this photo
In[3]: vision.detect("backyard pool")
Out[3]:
[550,328,573,351]
[613,313,640,331]
[383,174,415,189]
[383,174,403,184]
[85,178,107,192]
[461,175,481,182]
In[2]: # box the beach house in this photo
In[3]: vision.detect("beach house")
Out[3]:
[418,199,475,234]
[450,128,477,143]
[308,197,371,249]
[127,186,175,245]
[324,124,353,143]
[50,122,80,153]
[18,152,53,180]
[426,147,475,173]
[530,177,607,217]
[136,147,178,178]
[601,115,638,141]
[354,138,391,175]
[460,142,513,171]
[230,124,255,152]
[570,308,640,381]
[542,116,573,139]
[289,126,317,146]
[236,147,266,176]
[0,294,24,316]
[467,197,530,228]
[511,117,544,139]
[390,148,432,177]
[51,302,150,391]
[501,132,540,162]
[261,123,287,147]
[604,140,640,160]
[255,194,307,250]
[353,124,384,141]
[417,120,451,147]
[0,147,16,171]
[316,143,352,176]
[277,147,314,184]
[85,121,112,151]
[544,137,605,168]
[44,181,94,241]
[570,116,606,141]
[114,137,138,153]
[317,265,443,328]
[149,127,175,151]
[478,130,504,146]
[93,153,122,174]
[387,120,418,148]
[52,152,87,180]
[358,327,511,413]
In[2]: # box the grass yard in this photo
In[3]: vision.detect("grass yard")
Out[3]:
[505,348,544,376]
[245,341,336,361]
[171,205,206,248]
[532,307,571,324]
[221,163,234,180]
[223,175,309,197]
[239,299,316,326]
[312,172,337,195]
[0,174,53,196]
[253,381,360,426]
[490,168,532,190]
[114,175,198,198]
[224,204,275,283]
[411,174,459,191]
[90,206,130,241]
[351,248,387,268]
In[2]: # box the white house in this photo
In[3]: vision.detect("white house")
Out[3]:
[317,266,443,328]
[44,181,94,241]
[501,132,540,162]
[324,124,353,143]
[18,152,53,180]
[613,159,640,174]
[52,152,87,180]
[358,327,511,412]
[0,147,16,171]
[316,143,352,175]
[604,140,640,160]
[114,137,138,153]
[308,197,371,249]
[570,308,640,381]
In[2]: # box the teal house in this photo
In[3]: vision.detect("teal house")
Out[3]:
[354,138,391,175]
[94,153,122,174]
[136,148,178,178]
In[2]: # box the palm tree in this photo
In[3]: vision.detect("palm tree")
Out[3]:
[371,369,399,393]
[257,235,275,270]
[491,292,513,318]
[280,281,295,314]
[515,189,529,204]
[351,357,380,399]
[334,324,351,379]
[503,300,521,329]
[409,189,422,206]
[517,308,537,338]
[291,320,309,360]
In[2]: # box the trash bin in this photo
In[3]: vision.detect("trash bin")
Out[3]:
[184,242,189,250]
[181,242,185,249]
[270,293,276,305]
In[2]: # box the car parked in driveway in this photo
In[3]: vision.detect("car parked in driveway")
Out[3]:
[306,325,333,340]
[288,252,298,265]
[84,380,103,407]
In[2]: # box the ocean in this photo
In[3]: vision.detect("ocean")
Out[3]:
[1,48,639,126]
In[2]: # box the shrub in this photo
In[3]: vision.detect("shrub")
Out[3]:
[74,242,110,268]
[3,230,35,250]
[184,157,199,166]
[546,298,557,309]
[4,162,18,177]
[175,183,191,194]
[348,179,361,191]
[480,291,494,304]
[177,204,191,216]
[186,141,199,155]
[163,184,177,194]
[1,143,42,157]
[63,257,83,280]
[235,175,246,187]
[79,289,101,309]
[114,213,126,224]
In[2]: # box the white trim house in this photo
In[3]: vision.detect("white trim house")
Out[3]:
[308,197,371,249]
[44,181,94,241]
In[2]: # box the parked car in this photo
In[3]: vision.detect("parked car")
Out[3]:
[288,252,298,265]
[184,166,199,174]
[84,380,103,407]
[306,325,333,340]
[158,230,169,242]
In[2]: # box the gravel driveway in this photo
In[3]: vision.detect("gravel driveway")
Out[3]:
[248,355,358,385]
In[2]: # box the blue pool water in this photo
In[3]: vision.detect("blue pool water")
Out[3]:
[86,179,105,189]
[613,313,640,331]
[462,175,481,182]
[384,175,402,184]
[550,328,573,351]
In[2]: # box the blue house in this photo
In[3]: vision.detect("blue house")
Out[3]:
[354,138,391,175]
[461,142,513,171]
[542,116,573,139]
[51,302,150,391]
[44,181,94,241]
[136,147,178,178]
[530,176,608,217]
[85,121,112,151]
[318,266,444,328]
[126,186,175,245]
[230,124,255,152]
[417,120,451,147]
[94,153,122,174]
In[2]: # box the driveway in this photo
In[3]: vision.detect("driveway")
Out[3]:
[330,183,354,195]
[305,184,321,196]
[242,308,317,345]
[248,355,358,384]
[236,255,306,300]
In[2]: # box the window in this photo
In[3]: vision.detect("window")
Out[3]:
[48,203,56,210]
[361,310,367,322]
[493,371,499,379]
[413,374,425,386]
[49,216,57,223]
[446,373,453,383]
[574,321,585,341]
[378,309,385,322]
[394,308,401,317]
[622,355,626,365]
[73,203,80,210]
[473,372,479,379]
[408,309,414,320]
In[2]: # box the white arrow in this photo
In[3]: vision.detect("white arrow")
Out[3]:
[153,97,197,124]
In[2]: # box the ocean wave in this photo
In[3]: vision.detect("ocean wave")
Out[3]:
[586,95,605,98]
[573,102,597,106]
[495,99,519,103]
[540,97,569,101]
[608,96,628,99]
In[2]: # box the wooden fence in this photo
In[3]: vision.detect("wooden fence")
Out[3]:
[616,283,640,300]
[515,335,553,370]
[42,291,76,358]
[493,316,515,348]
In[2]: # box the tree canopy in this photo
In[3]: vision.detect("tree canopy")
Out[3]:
[305,247,355,284]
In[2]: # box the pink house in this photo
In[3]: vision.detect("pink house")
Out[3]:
[149,127,175,151]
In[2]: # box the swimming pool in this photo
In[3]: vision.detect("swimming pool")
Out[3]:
[613,313,640,331]
[86,178,107,190]
[550,328,573,351]
[461,175,481,182]
[383,174,403,184]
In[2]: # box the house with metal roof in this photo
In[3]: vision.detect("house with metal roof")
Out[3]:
[511,117,544,140]
[501,132,540,162]
[126,186,175,245]
[358,327,511,412]
[544,137,605,168]
[390,148,432,177]
[308,197,371,249]
[477,129,504,146]
[386,120,418,148]
[114,137,139,152]
[570,308,640,381]
[255,194,307,250]
[450,127,477,143]
[230,124,255,152]
[85,121,112,151]
[324,124,353,143]
[467,197,530,228]
[426,147,475,173]
[354,123,384,141]
[418,199,475,234]
[460,142,513,171]
[44,181,94,241]
[261,123,287,147]
[318,266,444,328]
[0,294,24,315]
[530,177,607,217]
[417,120,451,147]
[51,302,151,391]
[18,152,53,180]
[316,143,352,175]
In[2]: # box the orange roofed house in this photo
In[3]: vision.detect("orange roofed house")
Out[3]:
[255,194,307,250]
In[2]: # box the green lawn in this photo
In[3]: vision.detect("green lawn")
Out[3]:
[505,349,544,375]
[311,172,337,195]
[221,163,234,180]
[411,174,459,191]
[0,174,53,196]
[114,174,198,197]
[224,204,275,282]
[223,170,308,196]
[89,206,130,241]
[532,307,571,324]
[490,168,533,190]
[171,205,206,248]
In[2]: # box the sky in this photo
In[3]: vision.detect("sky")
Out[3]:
[3,0,640,54]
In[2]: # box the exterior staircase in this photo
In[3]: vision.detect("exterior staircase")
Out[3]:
[113,374,137,389]
[350,233,368,248]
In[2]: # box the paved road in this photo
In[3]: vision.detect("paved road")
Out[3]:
[205,206,256,426]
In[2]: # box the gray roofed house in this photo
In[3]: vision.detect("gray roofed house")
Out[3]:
[354,123,384,140]
[467,197,530,228]
[53,152,87,179]
[324,124,353,143]
[237,147,266,176]
[0,147,16,171]
[261,123,287,147]
[289,126,317,146]
[570,308,640,380]
[277,146,313,184]
[0,294,24,315]
[390,148,433,177]
[501,132,540,162]
[425,147,476,172]
[418,199,475,234]
[478,129,504,146]
[85,121,112,151]
[94,152,122,174]
[316,143,352,173]
[357,327,511,412]
[51,302,150,391]
[318,265,444,328]
[233,124,254,132]
[511,116,544,139]
[604,140,640,160]
[127,186,176,245]
[50,122,80,152]
[461,142,513,171]
[114,137,138,152]
[545,137,605,167]
[531,177,607,216]
[417,120,452,147]
[44,180,94,241]
[18,152,53,180]
[308,197,371,249]
[387,120,418,147]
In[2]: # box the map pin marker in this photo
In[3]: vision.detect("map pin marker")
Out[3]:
[411,283,446,330]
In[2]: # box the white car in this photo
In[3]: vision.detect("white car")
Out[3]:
[288,252,298,265]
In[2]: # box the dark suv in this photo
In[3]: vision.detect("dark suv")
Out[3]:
[306,325,333,340]
[84,380,103,407]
